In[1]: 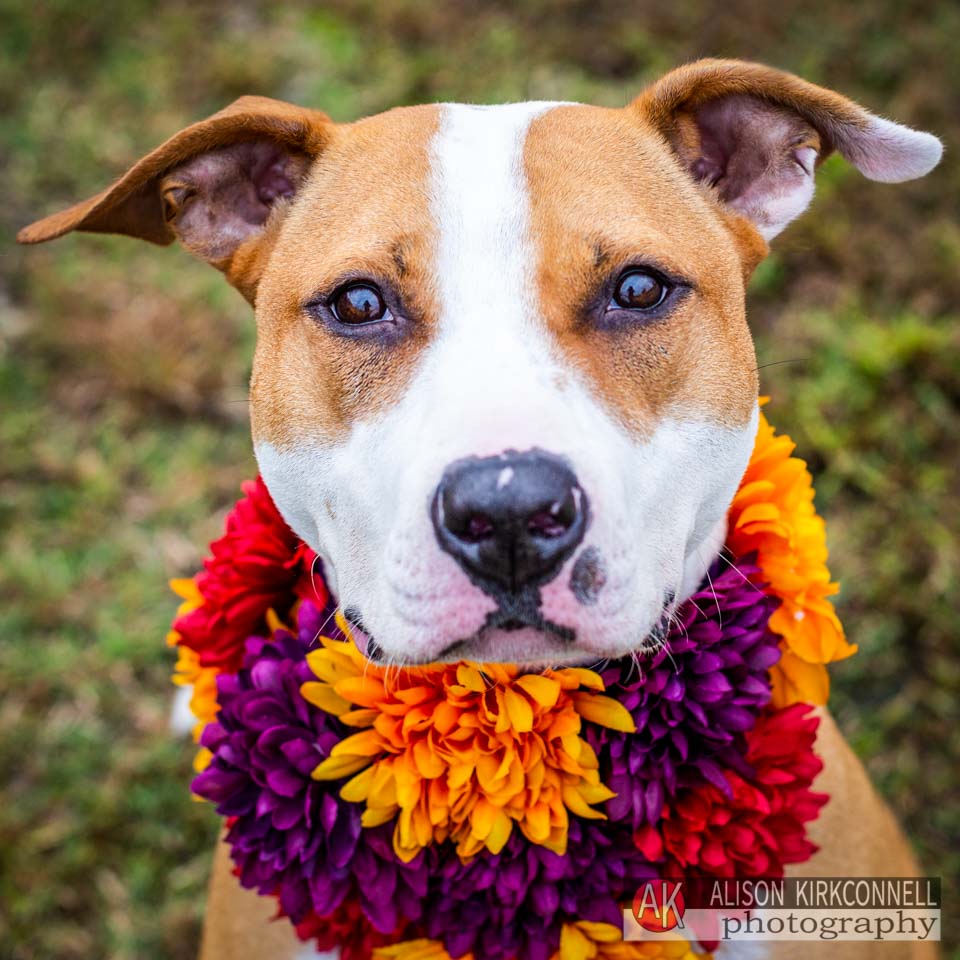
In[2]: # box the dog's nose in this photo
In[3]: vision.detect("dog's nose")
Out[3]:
[431,449,588,593]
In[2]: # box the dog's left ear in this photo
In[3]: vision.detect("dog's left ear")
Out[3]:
[633,59,942,242]
[17,96,333,302]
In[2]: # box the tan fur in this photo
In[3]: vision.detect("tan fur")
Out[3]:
[781,709,937,960]
[524,104,760,436]
[632,58,870,163]
[249,105,441,447]
[16,96,332,250]
[198,835,303,960]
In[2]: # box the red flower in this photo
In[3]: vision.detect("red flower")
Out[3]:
[173,477,323,671]
[652,704,827,878]
[295,901,405,960]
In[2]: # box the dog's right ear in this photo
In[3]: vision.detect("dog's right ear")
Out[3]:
[632,60,942,247]
[17,96,332,301]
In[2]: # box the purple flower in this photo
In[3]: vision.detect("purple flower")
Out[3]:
[416,819,658,960]
[192,603,427,932]
[588,559,781,827]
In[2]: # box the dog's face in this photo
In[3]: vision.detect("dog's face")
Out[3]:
[252,102,761,664]
[20,60,940,665]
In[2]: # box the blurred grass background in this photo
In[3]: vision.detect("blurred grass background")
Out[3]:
[1,1,957,957]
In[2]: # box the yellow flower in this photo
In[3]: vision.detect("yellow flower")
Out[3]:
[171,645,220,742]
[372,925,704,960]
[166,577,204,647]
[167,578,220,753]
[374,941,452,960]
[302,616,635,862]
[556,923,700,960]
[727,406,857,706]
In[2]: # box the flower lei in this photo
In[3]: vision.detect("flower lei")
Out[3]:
[167,405,855,960]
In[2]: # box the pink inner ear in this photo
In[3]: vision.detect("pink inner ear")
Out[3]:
[687,95,820,240]
[248,143,298,204]
[691,138,727,188]
[166,139,307,261]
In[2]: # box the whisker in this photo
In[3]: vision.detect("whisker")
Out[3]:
[624,652,642,684]
[308,553,325,605]
[665,608,689,651]
[660,637,680,676]
[715,547,766,597]
[484,667,507,694]
[698,548,723,628]
[683,594,709,622]
[311,600,342,646]
[586,656,611,677]
[754,357,809,373]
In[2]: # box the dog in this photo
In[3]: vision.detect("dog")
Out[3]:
[19,59,942,959]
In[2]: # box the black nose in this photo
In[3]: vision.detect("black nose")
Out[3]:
[431,449,588,594]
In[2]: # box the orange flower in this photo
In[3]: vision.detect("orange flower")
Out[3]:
[372,925,702,960]
[727,406,856,705]
[302,616,636,862]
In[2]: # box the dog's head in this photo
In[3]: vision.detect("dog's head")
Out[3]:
[20,60,940,666]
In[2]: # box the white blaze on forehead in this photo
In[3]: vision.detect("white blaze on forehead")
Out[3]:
[432,101,562,331]
[423,101,574,451]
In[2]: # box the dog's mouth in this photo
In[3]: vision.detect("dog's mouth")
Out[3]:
[436,607,576,663]
[344,607,576,667]
[345,592,677,667]
[341,607,383,662]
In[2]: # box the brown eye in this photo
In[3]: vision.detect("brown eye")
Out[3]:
[612,270,668,310]
[331,283,388,324]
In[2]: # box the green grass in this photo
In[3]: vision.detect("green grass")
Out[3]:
[2,2,958,957]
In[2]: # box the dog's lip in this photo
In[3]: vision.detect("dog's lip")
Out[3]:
[432,625,585,665]
[352,626,652,668]
[342,616,376,658]
[347,591,677,666]
[349,622,585,667]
